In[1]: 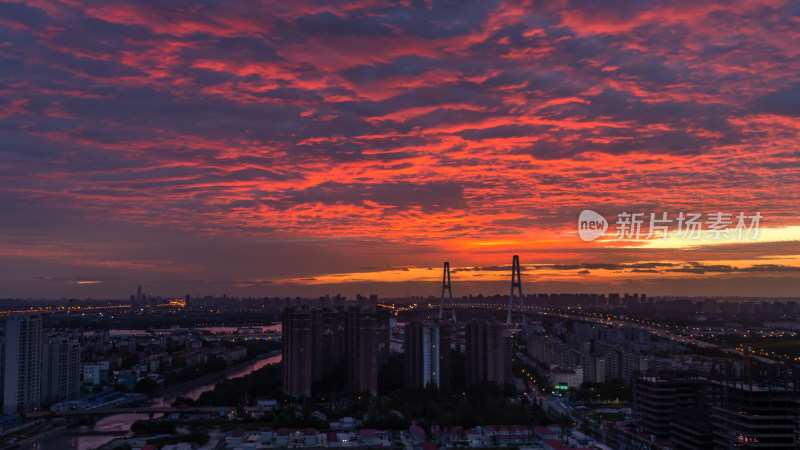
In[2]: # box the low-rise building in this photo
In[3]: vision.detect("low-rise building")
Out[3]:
[550,366,583,389]
[410,425,426,443]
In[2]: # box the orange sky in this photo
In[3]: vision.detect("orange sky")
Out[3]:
[1,0,799,298]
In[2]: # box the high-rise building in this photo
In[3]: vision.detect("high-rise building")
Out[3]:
[345,307,378,395]
[320,308,346,375]
[133,284,142,309]
[310,308,324,377]
[710,381,799,448]
[41,334,81,405]
[465,320,508,386]
[669,407,713,450]
[376,306,392,365]
[621,352,647,384]
[282,307,314,396]
[3,314,43,414]
[405,321,437,388]
[502,333,513,383]
[0,335,5,407]
[283,304,389,397]
[604,349,621,381]
[439,321,451,388]
[635,374,800,449]
[406,321,452,388]
[581,354,605,384]
[633,375,707,443]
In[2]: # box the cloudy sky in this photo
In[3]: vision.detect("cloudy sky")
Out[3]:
[1,0,799,299]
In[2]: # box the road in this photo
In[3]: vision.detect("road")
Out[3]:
[53,405,239,417]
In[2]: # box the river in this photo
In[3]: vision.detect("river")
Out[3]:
[83,324,282,337]
[26,352,282,450]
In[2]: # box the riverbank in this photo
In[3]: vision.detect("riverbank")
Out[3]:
[22,352,282,450]
[155,350,281,406]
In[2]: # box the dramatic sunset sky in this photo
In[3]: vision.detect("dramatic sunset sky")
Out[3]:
[1,0,799,299]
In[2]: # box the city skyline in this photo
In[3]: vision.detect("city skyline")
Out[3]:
[2,1,800,298]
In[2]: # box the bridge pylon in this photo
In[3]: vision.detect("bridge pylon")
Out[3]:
[439,262,456,322]
[507,255,522,326]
